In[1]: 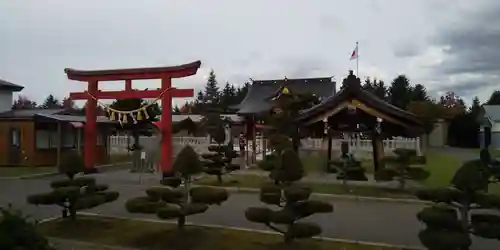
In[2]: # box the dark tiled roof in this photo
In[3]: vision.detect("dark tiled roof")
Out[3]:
[296,71,422,128]
[235,77,336,115]
[34,113,115,123]
[0,109,67,118]
[0,79,24,92]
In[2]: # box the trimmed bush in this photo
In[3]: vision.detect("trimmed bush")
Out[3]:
[26,151,119,221]
[245,149,333,243]
[384,148,429,189]
[125,145,229,229]
[416,149,500,249]
[0,205,55,250]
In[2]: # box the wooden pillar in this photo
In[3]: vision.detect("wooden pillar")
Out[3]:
[327,136,332,171]
[252,116,257,164]
[161,77,173,177]
[125,79,132,91]
[77,128,82,155]
[56,122,62,169]
[84,80,98,170]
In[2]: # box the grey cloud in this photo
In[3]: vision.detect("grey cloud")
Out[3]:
[429,0,500,99]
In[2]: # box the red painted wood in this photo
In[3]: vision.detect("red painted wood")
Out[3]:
[161,77,173,173]
[125,80,132,91]
[84,81,98,170]
[65,61,201,82]
[66,61,200,173]
[70,89,193,100]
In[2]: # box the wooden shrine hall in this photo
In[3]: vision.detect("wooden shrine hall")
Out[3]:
[232,76,337,163]
[296,70,424,172]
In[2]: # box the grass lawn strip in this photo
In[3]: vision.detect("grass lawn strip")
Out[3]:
[195,174,417,200]
[38,214,416,250]
[0,166,56,178]
[0,153,132,179]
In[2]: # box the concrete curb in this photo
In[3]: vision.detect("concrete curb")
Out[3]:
[0,162,132,180]
[193,185,432,205]
[76,212,424,250]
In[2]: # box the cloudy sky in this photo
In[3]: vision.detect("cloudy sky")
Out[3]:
[1,0,499,107]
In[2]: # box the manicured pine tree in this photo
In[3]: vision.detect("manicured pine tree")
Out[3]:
[201,112,240,183]
[27,150,120,221]
[125,145,229,229]
[383,148,429,189]
[245,148,333,243]
[416,149,500,250]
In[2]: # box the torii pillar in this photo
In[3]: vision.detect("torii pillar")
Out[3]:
[65,61,201,177]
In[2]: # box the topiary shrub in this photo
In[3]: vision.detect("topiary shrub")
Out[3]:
[0,205,55,250]
[331,144,367,184]
[27,150,119,221]
[125,145,229,229]
[416,149,500,250]
[245,149,333,243]
[384,148,429,189]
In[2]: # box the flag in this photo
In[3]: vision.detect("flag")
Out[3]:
[350,43,358,60]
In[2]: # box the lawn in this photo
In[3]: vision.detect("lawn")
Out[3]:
[196,174,415,199]
[38,215,411,250]
[0,166,56,178]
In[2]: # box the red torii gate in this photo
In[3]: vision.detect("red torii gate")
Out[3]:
[65,61,201,176]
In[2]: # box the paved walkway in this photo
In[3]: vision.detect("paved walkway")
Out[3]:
[1,170,499,250]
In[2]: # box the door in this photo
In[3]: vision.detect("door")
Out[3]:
[8,127,21,165]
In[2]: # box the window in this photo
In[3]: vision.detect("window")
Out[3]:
[36,127,106,149]
[35,130,51,149]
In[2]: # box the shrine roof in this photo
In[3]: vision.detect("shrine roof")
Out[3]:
[296,71,423,130]
[0,78,24,92]
[234,76,336,115]
[65,61,202,81]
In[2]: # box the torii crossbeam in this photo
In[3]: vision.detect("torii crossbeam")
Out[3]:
[65,61,201,177]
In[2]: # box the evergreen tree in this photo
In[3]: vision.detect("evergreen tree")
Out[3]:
[203,70,220,108]
[126,146,229,229]
[388,75,413,109]
[416,150,500,250]
[41,94,62,109]
[173,105,181,114]
[411,84,429,102]
[61,96,75,109]
[0,205,55,250]
[486,90,500,105]
[469,96,481,116]
[220,82,234,112]
[245,149,333,243]
[201,112,240,183]
[27,150,119,221]
[236,82,250,104]
[362,77,375,93]
[12,95,37,110]
[373,79,388,101]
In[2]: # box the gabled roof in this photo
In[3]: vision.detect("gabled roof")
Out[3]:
[0,109,67,118]
[235,76,336,115]
[0,108,113,124]
[296,71,423,130]
[481,105,500,122]
[0,79,24,92]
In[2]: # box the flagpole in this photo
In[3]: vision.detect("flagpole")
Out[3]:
[356,41,359,77]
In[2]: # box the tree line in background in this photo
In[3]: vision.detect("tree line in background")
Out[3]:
[11,70,500,148]
[173,70,250,114]
[343,74,500,148]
